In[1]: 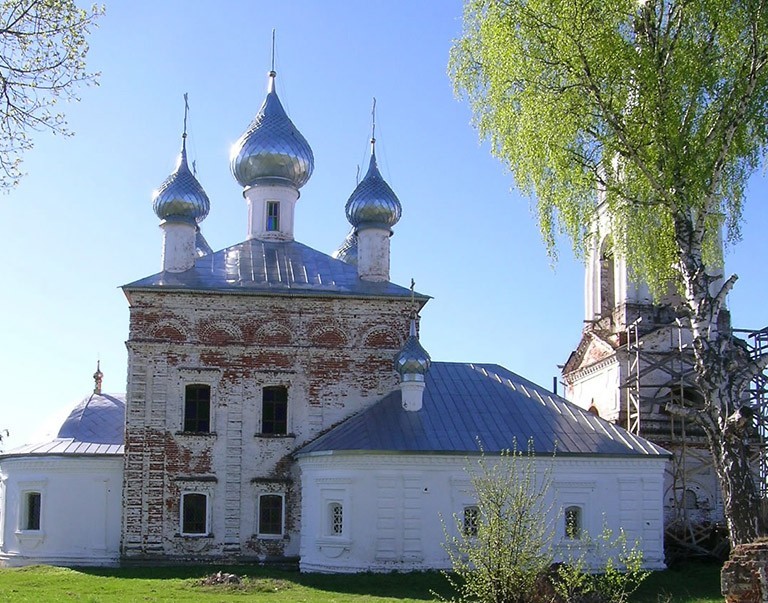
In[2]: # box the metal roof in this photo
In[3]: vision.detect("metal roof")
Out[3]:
[123,239,427,300]
[298,362,669,458]
[1,393,125,459]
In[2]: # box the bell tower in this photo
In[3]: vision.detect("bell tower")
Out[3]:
[563,201,727,557]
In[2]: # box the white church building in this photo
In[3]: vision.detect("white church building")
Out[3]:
[0,69,669,571]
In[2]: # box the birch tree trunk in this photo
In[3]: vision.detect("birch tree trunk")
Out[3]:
[675,213,767,545]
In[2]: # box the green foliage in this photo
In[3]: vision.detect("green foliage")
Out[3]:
[0,0,103,189]
[554,525,650,603]
[449,0,768,294]
[440,439,555,603]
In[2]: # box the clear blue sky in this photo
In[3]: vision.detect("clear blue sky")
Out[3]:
[1,1,766,449]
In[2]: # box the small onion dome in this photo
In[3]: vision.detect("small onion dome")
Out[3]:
[394,318,431,381]
[332,229,358,265]
[345,145,402,231]
[152,137,210,223]
[230,71,314,190]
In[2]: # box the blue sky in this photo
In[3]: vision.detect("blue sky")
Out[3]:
[1,1,766,448]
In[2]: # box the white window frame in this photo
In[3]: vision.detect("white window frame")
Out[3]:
[257,492,285,539]
[316,480,352,545]
[554,480,595,542]
[175,368,220,435]
[180,491,210,537]
[15,479,46,536]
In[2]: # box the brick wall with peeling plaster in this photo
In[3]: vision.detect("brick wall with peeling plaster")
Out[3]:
[121,290,417,562]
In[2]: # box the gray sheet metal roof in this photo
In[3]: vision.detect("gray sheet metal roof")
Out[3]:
[1,393,125,458]
[298,363,668,458]
[124,239,426,301]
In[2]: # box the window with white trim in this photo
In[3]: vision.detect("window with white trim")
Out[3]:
[181,492,208,535]
[258,494,284,536]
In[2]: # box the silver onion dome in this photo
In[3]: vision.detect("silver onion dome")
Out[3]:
[332,229,358,265]
[345,144,402,231]
[395,318,431,380]
[152,136,210,223]
[230,71,314,190]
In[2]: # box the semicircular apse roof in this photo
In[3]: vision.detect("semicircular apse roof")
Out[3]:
[1,393,125,458]
[57,393,125,445]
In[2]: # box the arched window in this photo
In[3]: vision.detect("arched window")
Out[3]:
[329,502,343,536]
[599,237,615,318]
[682,489,698,510]
[463,505,479,537]
[564,505,582,539]
[184,384,211,432]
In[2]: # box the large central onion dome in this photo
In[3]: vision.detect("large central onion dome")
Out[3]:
[152,136,210,223]
[345,143,401,230]
[230,71,314,190]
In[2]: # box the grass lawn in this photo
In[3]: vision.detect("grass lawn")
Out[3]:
[0,560,724,602]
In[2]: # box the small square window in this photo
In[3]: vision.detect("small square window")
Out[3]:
[24,492,41,531]
[266,201,280,231]
[184,384,211,432]
[463,505,479,537]
[259,494,284,536]
[181,492,208,535]
[262,386,287,435]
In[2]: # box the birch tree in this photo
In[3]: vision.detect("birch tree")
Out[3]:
[0,0,103,189]
[450,0,768,546]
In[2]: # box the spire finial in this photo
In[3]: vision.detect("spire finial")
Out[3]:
[93,360,103,395]
[371,97,377,150]
[182,92,189,144]
[271,29,276,75]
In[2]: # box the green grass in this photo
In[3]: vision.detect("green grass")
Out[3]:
[0,561,723,602]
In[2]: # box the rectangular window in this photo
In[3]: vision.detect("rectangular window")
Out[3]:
[24,492,41,531]
[261,386,288,435]
[266,201,280,231]
[181,492,208,535]
[259,494,283,536]
[463,505,479,537]
[184,384,211,432]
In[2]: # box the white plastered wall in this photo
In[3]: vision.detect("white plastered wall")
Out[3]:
[298,453,666,573]
[0,455,123,567]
